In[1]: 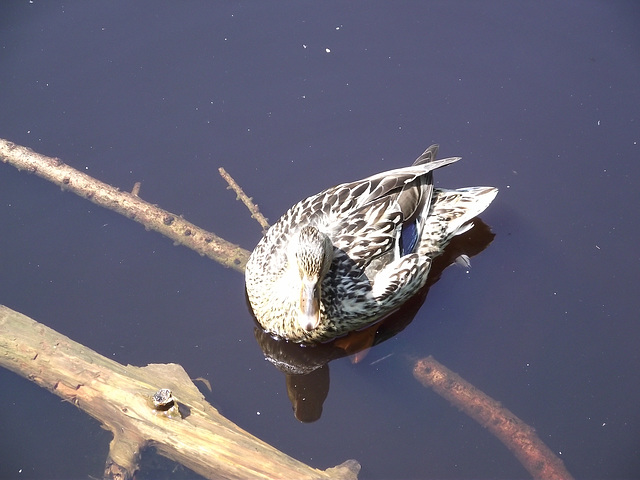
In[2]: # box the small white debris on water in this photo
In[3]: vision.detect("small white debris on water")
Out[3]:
[325,48,331,53]
[370,353,394,365]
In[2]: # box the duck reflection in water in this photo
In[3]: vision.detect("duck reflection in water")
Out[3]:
[252,219,496,422]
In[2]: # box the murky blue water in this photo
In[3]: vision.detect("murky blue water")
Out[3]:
[1,2,639,479]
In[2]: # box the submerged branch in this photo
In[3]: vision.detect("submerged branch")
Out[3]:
[414,356,574,480]
[0,139,249,272]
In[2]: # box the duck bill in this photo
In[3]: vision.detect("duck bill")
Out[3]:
[298,278,321,332]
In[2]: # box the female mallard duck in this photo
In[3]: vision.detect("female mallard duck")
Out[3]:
[245,145,497,343]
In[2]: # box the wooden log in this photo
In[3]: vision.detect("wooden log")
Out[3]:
[0,305,360,480]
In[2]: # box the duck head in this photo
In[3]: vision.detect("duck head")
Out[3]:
[293,226,333,332]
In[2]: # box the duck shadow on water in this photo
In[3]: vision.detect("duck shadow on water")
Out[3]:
[249,218,496,422]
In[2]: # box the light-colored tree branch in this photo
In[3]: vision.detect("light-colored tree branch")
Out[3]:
[0,305,360,480]
[0,139,249,272]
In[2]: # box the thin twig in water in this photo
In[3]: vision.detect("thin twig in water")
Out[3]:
[218,167,270,233]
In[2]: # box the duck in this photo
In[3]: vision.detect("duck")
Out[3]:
[245,145,497,343]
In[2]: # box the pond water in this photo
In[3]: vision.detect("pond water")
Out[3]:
[1,2,639,479]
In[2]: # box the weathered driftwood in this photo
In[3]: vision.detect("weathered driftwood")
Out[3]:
[0,305,359,480]
[414,357,574,480]
[0,138,249,272]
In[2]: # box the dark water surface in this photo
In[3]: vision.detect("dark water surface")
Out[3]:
[1,2,639,479]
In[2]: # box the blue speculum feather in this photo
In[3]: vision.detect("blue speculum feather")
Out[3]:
[400,221,419,255]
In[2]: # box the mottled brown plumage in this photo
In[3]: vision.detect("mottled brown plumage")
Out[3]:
[245,145,497,343]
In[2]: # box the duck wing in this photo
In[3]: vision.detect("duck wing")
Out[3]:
[328,154,460,220]
[311,152,461,269]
